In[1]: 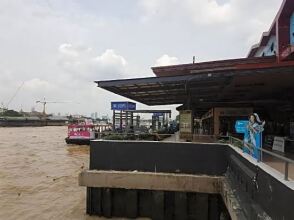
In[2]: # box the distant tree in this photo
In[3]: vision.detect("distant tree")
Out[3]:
[1,109,23,117]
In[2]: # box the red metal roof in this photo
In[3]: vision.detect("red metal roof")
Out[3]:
[152,56,293,77]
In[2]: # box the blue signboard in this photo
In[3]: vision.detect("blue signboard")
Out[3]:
[291,13,294,45]
[111,101,136,111]
[235,120,248,134]
[235,119,263,161]
[153,112,164,117]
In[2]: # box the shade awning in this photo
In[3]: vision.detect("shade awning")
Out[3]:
[96,65,294,110]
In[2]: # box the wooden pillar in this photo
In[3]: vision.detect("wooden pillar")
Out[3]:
[120,110,122,130]
[126,111,128,129]
[175,192,187,220]
[136,115,139,128]
[102,188,112,217]
[126,190,138,218]
[112,110,115,130]
[213,108,220,136]
[130,112,134,128]
[195,194,209,219]
[152,191,164,220]
[209,195,219,220]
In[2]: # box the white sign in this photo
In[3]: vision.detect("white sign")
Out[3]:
[179,110,192,133]
[273,136,285,153]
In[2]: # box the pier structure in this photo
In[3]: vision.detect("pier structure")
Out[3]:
[82,1,294,219]
[111,101,171,133]
[80,140,294,219]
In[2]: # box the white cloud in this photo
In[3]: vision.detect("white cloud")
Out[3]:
[58,44,80,57]
[24,78,56,91]
[155,54,179,66]
[139,0,232,24]
[58,44,128,81]
[0,0,283,116]
[96,49,127,67]
[137,0,281,62]
[183,0,232,25]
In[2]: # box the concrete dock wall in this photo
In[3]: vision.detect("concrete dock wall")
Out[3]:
[89,141,228,175]
[87,141,229,219]
[86,187,225,220]
[226,147,294,220]
[82,140,294,220]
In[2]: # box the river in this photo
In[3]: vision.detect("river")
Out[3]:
[1,126,292,220]
[0,126,108,220]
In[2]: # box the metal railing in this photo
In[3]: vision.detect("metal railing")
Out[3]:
[228,136,294,181]
[94,132,294,181]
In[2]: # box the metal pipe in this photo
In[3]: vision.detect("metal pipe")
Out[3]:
[285,162,289,181]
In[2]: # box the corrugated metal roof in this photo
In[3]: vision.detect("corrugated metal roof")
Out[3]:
[96,65,294,112]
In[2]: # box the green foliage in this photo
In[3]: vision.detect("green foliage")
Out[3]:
[103,133,154,141]
[103,134,127,140]
[0,109,23,117]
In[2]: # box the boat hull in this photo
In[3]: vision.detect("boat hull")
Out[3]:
[65,137,92,145]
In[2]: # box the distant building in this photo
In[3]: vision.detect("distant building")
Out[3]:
[22,110,44,117]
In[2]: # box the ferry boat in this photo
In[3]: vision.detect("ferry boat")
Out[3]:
[65,123,96,145]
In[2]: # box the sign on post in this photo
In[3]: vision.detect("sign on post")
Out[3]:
[111,102,136,111]
[273,136,285,153]
[179,110,192,133]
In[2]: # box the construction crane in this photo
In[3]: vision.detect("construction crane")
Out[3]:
[36,98,72,116]
[5,81,25,110]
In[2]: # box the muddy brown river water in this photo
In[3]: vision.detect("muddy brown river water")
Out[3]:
[0,126,111,220]
[1,126,292,220]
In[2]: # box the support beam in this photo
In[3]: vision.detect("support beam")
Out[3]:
[220,179,246,220]
[79,170,223,194]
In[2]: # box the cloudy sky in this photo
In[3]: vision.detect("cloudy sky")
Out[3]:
[0,0,282,118]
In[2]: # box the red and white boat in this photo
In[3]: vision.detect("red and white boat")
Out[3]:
[65,123,96,145]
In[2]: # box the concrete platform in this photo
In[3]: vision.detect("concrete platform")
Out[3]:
[163,134,294,181]
[79,170,223,194]
[82,140,294,220]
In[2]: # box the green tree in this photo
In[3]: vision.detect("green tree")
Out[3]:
[1,109,23,117]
